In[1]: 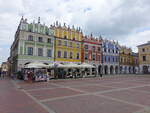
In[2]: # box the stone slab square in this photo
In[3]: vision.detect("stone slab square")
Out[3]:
[43,95,142,113]
[28,88,83,100]
[100,89,150,106]
[20,83,59,90]
[72,85,115,93]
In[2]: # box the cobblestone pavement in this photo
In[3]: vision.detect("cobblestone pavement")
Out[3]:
[2,75,150,113]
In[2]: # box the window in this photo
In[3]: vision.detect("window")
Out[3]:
[38,48,43,56]
[113,57,115,62]
[143,56,146,61]
[77,53,80,59]
[64,36,67,39]
[38,37,43,42]
[28,35,33,41]
[69,42,72,47]
[98,47,101,51]
[58,40,62,46]
[27,47,33,55]
[58,51,61,58]
[112,49,114,53]
[92,46,95,52]
[116,50,118,54]
[64,51,67,58]
[121,58,123,63]
[104,48,107,52]
[108,49,110,53]
[97,55,100,61]
[92,54,96,60]
[47,38,51,43]
[85,45,88,50]
[108,57,110,62]
[47,49,52,57]
[105,56,107,62]
[70,52,73,58]
[142,48,145,52]
[76,43,80,48]
[64,41,68,46]
[85,53,88,60]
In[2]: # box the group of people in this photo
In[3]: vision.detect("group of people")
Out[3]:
[0,70,6,79]
[24,69,49,83]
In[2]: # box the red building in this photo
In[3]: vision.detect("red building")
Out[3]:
[81,35,102,76]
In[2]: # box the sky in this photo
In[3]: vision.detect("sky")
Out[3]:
[0,0,150,64]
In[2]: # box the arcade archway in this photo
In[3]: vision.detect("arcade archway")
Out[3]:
[143,66,149,74]
[110,66,114,74]
[115,66,118,74]
[104,65,108,74]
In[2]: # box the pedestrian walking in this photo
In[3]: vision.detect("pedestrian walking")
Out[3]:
[0,70,1,78]
[100,70,103,78]
[100,73,103,77]
[1,71,5,79]
[27,71,33,83]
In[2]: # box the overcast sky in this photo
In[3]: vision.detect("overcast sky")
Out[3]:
[0,0,150,64]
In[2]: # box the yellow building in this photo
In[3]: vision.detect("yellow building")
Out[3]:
[51,22,83,64]
[119,46,134,74]
[138,41,150,74]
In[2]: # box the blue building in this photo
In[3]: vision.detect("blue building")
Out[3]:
[102,39,120,74]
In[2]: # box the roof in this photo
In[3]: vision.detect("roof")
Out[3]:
[137,41,150,47]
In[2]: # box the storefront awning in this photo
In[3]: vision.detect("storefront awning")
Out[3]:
[24,62,48,68]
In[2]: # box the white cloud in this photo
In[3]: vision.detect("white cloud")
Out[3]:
[120,30,150,52]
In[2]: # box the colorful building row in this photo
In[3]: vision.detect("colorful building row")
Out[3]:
[9,17,141,76]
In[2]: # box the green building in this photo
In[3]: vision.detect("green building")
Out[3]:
[10,17,54,73]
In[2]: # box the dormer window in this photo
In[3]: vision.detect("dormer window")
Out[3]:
[46,31,49,35]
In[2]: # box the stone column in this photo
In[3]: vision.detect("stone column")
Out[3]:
[108,65,110,75]
[113,66,115,75]
[118,65,120,74]
[90,68,92,76]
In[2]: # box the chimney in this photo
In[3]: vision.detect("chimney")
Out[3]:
[56,21,58,26]
[38,17,40,24]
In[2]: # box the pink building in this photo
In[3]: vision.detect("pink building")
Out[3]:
[81,35,102,76]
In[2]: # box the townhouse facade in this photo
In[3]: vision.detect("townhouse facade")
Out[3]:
[119,46,133,74]
[131,52,139,74]
[10,17,54,73]
[51,22,83,64]
[102,39,120,75]
[138,41,150,74]
[81,35,102,76]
